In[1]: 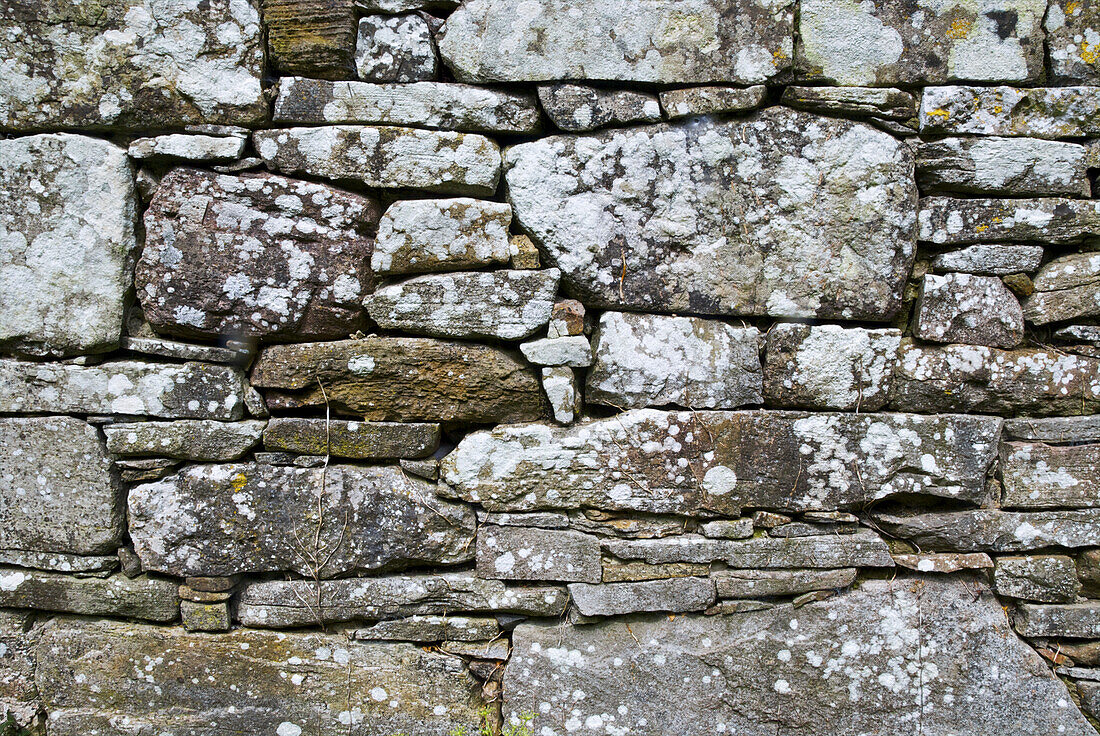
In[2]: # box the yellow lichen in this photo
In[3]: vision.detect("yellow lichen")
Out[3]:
[925,108,951,119]
[230,472,248,493]
[946,17,974,40]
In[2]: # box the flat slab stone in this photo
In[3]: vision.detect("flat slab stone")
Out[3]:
[372,198,512,275]
[1002,441,1100,508]
[1015,602,1100,638]
[892,552,994,573]
[915,273,1024,348]
[272,78,540,134]
[781,86,917,119]
[920,86,1100,138]
[1047,0,1100,83]
[35,618,486,736]
[932,244,1045,276]
[522,337,593,368]
[919,197,1100,245]
[504,107,916,321]
[1024,252,1100,325]
[872,509,1100,551]
[255,125,501,196]
[438,0,794,84]
[0,569,177,621]
[0,551,118,574]
[916,137,1089,197]
[568,577,715,616]
[713,568,856,599]
[601,559,710,582]
[120,336,251,364]
[128,134,245,161]
[104,420,265,461]
[505,578,1093,735]
[539,84,661,132]
[994,555,1081,603]
[355,615,500,642]
[476,526,601,583]
[1004,415,1100,442]
[0,134,137,357]
[250,338,546,422]
[659,85,767,119]
[440,409,1001,516]
[263,418,439,459]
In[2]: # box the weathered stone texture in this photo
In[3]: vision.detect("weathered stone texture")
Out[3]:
[919,197,1100,245]
[915,273,1024,348]
[568,577,716,616]
[713,568,856,599]
[659,85,768,118]
[1047,0,1100,83]
[892,552,994,574]
[920,86,1100,137]
[931,245,1045,276]
[356,13,437,82]
[539,84,661,132]
[916,137,1090,196]
[371,198,512,275]
[263,418,439,459]
[1015,602,1100,638]
[1002,441,1100,508]
[0,569,178,621]
[994,555,1082,603]
[542,367,581,424]
[477,526,601,583]
[781,86,916,119]
[1005,415,1100,443]
[872,509,1100,552]
[0,610,38,727]
[263,0,357,79]
[104,420,265,461]
[1024,252,1100,325]
[522,337,593,367]
[128,133,246,161]
[356,615,500,642]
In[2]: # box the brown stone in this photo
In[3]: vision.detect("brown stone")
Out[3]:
[263,0,358,79]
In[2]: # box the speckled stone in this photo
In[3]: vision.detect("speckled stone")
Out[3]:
[872,508,1100,551]
[371,198,512,275]
[919,197,1100,245]
[568,577,715,616]
[1002,441,1100,509]
[127,134,246,161]
[781,86,916,119]
[104,420,265,461]
[916,137,1090,196]
[914,273,1024,348]
[1023,252,1100,325]
[659,85,767,119]
[920,86,1100,138]
[0,569,178,621]
[713,568,856,598]
[1046,0,1100,83]
[356,13,437,82]
[538,84,661,132]
[994,555,1081,603]
[931,245,1045,276]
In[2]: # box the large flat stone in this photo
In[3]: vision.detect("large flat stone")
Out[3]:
[0,134,136,357]
[1024,252,1100,325]
[504,578,1093,735]
[0,0,266,130]
[1015,602,1100,638]
[714,568,857,598]
[568,577,716,616]
[372,198,512,275]
[104,420,265,461]
[1002,441,1100,509]
[438,0,794,84]
[915,137,1090,197]
[440,409,1001,515]
[0,569,177,621]
[872,509,1100,552]
[476,526,601,583]
[920,86,1100,138]
[262,418,439,459]
[250,338,546,422]
[919,197,1100,245]
[504,107,916,321]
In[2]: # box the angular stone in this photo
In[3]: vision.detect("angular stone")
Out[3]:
[356,615,500,642]
[263,418,439,459]
[438,0,793,84]
[601,559,709,583]
[356,13,437,82]
[523,337,592,367]
[1002,441,1100,509]
[872,509,1100,552]
[36,618,485,735]
[128,134,245,162]
[371,198,512,276]
[477,526,600,583]
[699,518,755,540]
[1015,602,1100,638]
[365,269,559,340]
[0,609,38,727]
[477,512,570,529]
[272,78,541,134]
[1024,252,1100,325]
[891,552,994,573]
[538,84,660,132]
[1,417,121,558]
[660,85,767,119]
[237,572,567,627]
[263,0,357,79]
[713,568,856,599]
[509,234,541,268]
[441,410,1000,515]
[798,0,1045,85]
[120,336,251,364]
[932,245,1045,276]
[920,86,1100,138]
[568,511,688,540]
[137,168,379,341]
[1005,415,1100,442]
[255,125,501,196]
[505,108,916,321]
[548,299,587,338]
[0,134,137,357]
[0,0,266,130]
[542,367,581,424]
[916,137,1089,197]
[569,577,715,617]
[1048,0,1100,83]
[250,338,546,422]
[0,569,177,621]
[781,86,917,119]
[0,551,118,574]
[129,463,474,578]
[441,639,509,661]
[891,342,1100,416]
[763,324,901,411]
[587,312,762,410]
[1079,682,1100,718]
[919,197,1100,245]
[915,273,1024,348]
[180,601,231,632]
[1056,325,1100,342]
[994,555,1081,603]
[104,420,265,461]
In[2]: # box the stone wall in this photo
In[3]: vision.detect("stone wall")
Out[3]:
[2,1,1100,734]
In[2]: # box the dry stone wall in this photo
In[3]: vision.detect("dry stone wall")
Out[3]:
[2,0,1100,734]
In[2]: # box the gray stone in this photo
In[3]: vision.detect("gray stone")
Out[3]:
[104,420,264,461]
[371,198,512,276]
[1056,325,1100,342]
[932,245,1045,276]
[128,463,475,578]
[477,512,570,529]
[768,521,856,538]
[1081,682,1100,719]
[1002,441,1100,509]
[0,610,39,728]
[504,107,917,321]
[263,418,439,459]
[600,559,710,583]
[366,269,559,340]
[358,0,458,10]
[713,568,856,598]
[179,600,231,631]
[505,577,1093,735]
[441,639,509,660]
[920,85,1100,138]
[763,324,901,411]
[477,526,601,583]
[1004,415,1100,443]
[521,337,593,367]
[120,336,251,364]
[781,86,917,119]
[0,0,266,130]
[916,137,1089,197]
[255,125,501,196]
[568,577,715,617]
[263,0,358,79]
[914,273,1024,348]
[1024,252,1100,325]
[0,551,118,574]
[542,367,581,424]
[659,85,767,119]
[919,197,1100,245]
[0,134,137,357]
[127,134,245,162]
[699,518,755,540]
[872,509,1100,552]
[1048,0,1100,83]
[356,14,437,82]
[587,312,762,410]
[1015,602,1100,638]
[891,553,994,573]
[538,84,661,132]
[1082,550,1100,597]
[0,569,177,621]
[568,511,688,540]
[438,0,794,84]
[994,555,1081,603]
[356,615,501,642]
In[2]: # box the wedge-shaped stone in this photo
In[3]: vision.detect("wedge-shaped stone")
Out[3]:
[659,85,767,119]
[1002,442,1100,508]
[250,338,546,422]
[892,552,993,573]
[355,615,500,642]
[872,509,1100,552]
[128,463,475,578]
[1048,0,1100,83]
[237,572,567,627]
[539,84,661,132]
[1015,603,1100,638]
[994,555,1081,603]
[0,359,248,419]
[506,578,1093,735]
[0,569,177,621]
[104,420,265,461]
[915,273,1024,348]
[255,125,501,196]
[1024,252,1100,325]
[919,197,1100,245]
[920,86,1100,138]
[440,410,1000,515]
[263,0,357,79]
[272,78,540,133]
[916,137,1089,196]
[371,198,512,275]
[438,0,794,84]
[932,245,1045,276]
[1004,415,1100,442]
[35,618,485,736]
[128,134,246,161]
[263,418,438,459]
[504,108,916,320]
[365,269,559,340]
[713,568,857,599]
[477,526,601,583]
[569,578,715,617]
[781,86,917,119]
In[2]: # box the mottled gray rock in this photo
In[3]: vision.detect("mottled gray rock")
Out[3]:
[366,269,559,340]
[0,134,137,357]
[781,86,916,119]
[1,417,122,558]
[1005,415,1100,442]
[1024,252,1100,325]
[538,84,661,132]
[522,337,593,367]
[263,418,439,459]
[542,367,581,424]
[1015,602,1100,637]
[919,197,1100,245]
[439,0,794,84]
[872,509,1100,551]
[477,526,600,583]
[1002,441,1100,508]
[891,553,994,573]
[0,551,118,574]
[506,577,1093,735]
[1047,0,1100,83]
[356,615,500,642]
[128,463,475,578]
[699,518,755,540]
[920,86,1100,138]
[0,569,177,621]
[932,245,1045,276]
[914,273,1024,348]
[0,610,38,728]
[1081,550,1100,597]
[994,555,1081,603]
[371,198,512,275]
[917,137,1089,197]
[120,336,251,364]
[263,0,357,79]
[505,108,917,321]
[569,577,715,617]
[0,0,266,130]
[763,324,900,411]
[358,0,458,10]
[255,126,501,196]
[477,512,570,529]
[659,85,767,119]
[104,420,264,461]
[441,410,1000,515]
[601,559,709,583]
[1057,325,1100,342]
[127,134,245,162]
[713,568,856,598]
[35,618,485,736]
[587,312,762,410]
[356,14,437,82]
[180,600,231,631]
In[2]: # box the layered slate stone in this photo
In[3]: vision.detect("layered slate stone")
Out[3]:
[797,0,1046,85]
[0,135,137,357]
[250,338,546,422]
[915,273,1024,349]
[440,410,1001,516]
[1002,442,1100,508]
[371,198,513,275]
[438,0,795,84]
[539,84,661,132]
[504,579,1095,736]
[35,618,485,736]
[476,526,601,583]
[781,86,917,119]
[916,138,1090,197]
[568,577,716,616]
[254,125,501,196]
[659,85,768,118]
[504,108,917,321]
[128,462,475,578]
[872,509,1100,552]
[1047,0,1100,83]
[920,86,1100,138]
[0,569,178,622]
[918,198,1100,245]
[0,418,122,558]
[262,0,357,79]
[0,0,266,130]
[932,245,1045,276]
[103,420,266,461]
[714,568,857,598]
[1024,252,1100,325]
[356,14,437,82]
[994,555,1081,603]
[138,168,379,341]
[263,418,439,459]
[1015,602,1100,638]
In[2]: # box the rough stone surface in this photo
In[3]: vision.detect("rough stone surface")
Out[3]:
[522,337,593,367]
[120,336,251,364]
[586,312,763,410]
[1004,415,1100,442]
[781,86,916,119]
[0,569,178,621]
[601,559,709,583]
[356,13,437,82]
[659,85,767,119]
[932,245,1045,276]
[504,107,917,321]
[0,610,38,727]
[1015,602,1100,638]
[477,526,601,583]
[1047,0,1100,83]
[180,600,231,631]
[916,137,1090,196]
[892,553,994,574]
[538,84,661,132]
[919,197,1100,245]
[914,273,1024,348]
[128,463,475,577]
[542,367,581,424]
[0,134,137,357]
[1002,441,1100,508]
[0,551,118,574]
[104,420,264,461]
[699,518,755,539]
[568,577,715,616]
[1023,252,1100,325]
[371,198,512,275]
[713,568,856,598]
[263,0,357,79]
[128,134,246,161]
[262,418,439,459]
[872,509,1100,552]
[920,85,1100,138]
[994,555,1081,603]
[356,615,500,642]
[137,168,379,341]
